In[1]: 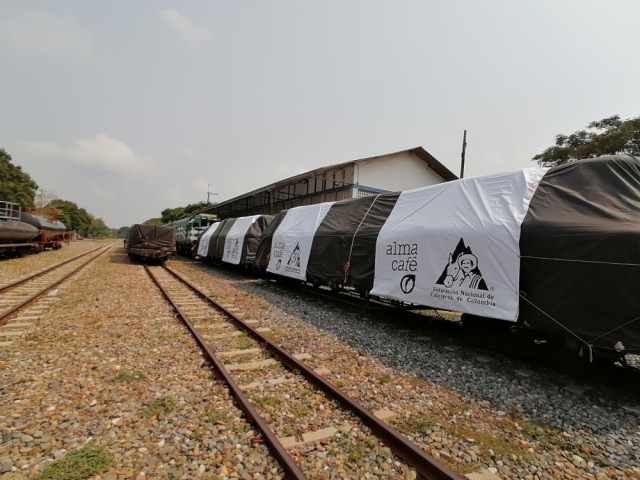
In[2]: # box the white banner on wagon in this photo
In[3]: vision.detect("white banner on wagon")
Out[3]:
[196,221,220,257]
[371,168,547,321]
[222,216,260,265]
[267,202,335,280]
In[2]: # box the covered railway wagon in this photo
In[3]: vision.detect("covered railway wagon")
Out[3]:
[198,214,274,267]
[250,155,640,364]
[126,224,176,262]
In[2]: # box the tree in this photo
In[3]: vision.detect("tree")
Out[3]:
[143,218,164,226]
[160,201,211,224]
[88,215,110,237]
[160,207,186,224]
[117,226,131,238]
[533,115,640,167]
[48,199,93,235]
[34,189,59,208]
[0,148,39,208]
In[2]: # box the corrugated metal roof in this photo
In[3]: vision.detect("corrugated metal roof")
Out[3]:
[210,146,456,209]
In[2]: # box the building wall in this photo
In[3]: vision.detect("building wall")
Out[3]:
[210,149,452,219]
[356,151,445,194]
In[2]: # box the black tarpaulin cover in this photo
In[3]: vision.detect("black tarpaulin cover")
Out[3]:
[244,215,274,264]
[207,218,235,262]
[307,192,400,292]
[226,215,275,265]
[254,210,288,271]
[127,224,175,250]
[519,155,640,353]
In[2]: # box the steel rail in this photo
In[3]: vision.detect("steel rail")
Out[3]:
[0,243,115,326]
[144,265,308,480]
[163,264,462,480]
[0,244,108,293]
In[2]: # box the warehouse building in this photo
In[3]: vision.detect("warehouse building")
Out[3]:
[206,146,457,219]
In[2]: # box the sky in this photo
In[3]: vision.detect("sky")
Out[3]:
[1,1,639,228]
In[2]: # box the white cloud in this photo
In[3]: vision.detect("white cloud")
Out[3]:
[21,134,154,175]
[166,186,188,205]
[0,8,92,61]
[94,187,115,199]
[158,8,213,47]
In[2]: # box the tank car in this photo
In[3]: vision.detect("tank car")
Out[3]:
[126,224,177,263]
[0,201,40,257]
[20,210,67,250]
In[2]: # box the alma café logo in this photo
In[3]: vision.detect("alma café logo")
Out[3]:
[385,241,418,295]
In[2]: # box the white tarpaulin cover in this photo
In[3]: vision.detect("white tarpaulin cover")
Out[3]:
[197,222,220,257]
[222,216,259,265]
[371,168,547,320]
[267,202,334,280]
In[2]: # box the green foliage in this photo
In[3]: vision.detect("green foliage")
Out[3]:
[110,369,146,383]
[117,226,131,238]
[89,216,110,237]
[0,148,38,208]
[392,414,439,435]
[1,148,113,232]
[207,409,230,423]
[48,199,92,235]
[35,446,112,480]
[161,201,212,223]
[161,207,186,223]
[143,218,164,225]
[533,115,640,167]
[139,395,177,418]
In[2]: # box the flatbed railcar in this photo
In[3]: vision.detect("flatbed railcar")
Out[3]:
[198,155,640,366]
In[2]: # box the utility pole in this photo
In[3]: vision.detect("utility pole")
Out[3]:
[460,130,467,179]
[207,184,218,204]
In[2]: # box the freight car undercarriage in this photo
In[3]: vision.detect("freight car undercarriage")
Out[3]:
[294,277,634,369]
[0,236,65,258]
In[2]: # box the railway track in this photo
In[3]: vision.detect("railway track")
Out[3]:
[0,243,116,332]
[145,263,462,480]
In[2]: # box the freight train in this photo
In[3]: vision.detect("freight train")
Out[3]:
[188,155,640,366]
[0,201,68,257]
[165,213,218,257]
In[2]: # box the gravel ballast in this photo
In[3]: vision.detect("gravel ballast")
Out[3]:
[1,243,639,479]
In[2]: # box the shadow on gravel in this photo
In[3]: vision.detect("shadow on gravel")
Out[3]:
[109,247,134,264]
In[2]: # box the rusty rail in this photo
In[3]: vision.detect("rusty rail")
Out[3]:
[0,243,115,326]
[158,263,462,480]
[0,244,107,293]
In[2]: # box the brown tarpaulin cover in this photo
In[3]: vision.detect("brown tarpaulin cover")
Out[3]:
[127,224,176,251]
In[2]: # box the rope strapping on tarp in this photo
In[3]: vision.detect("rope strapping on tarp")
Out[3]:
[519,294,595,362]
[343,195,381,285]
[589,314,640,345]
[520,255,640,267]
